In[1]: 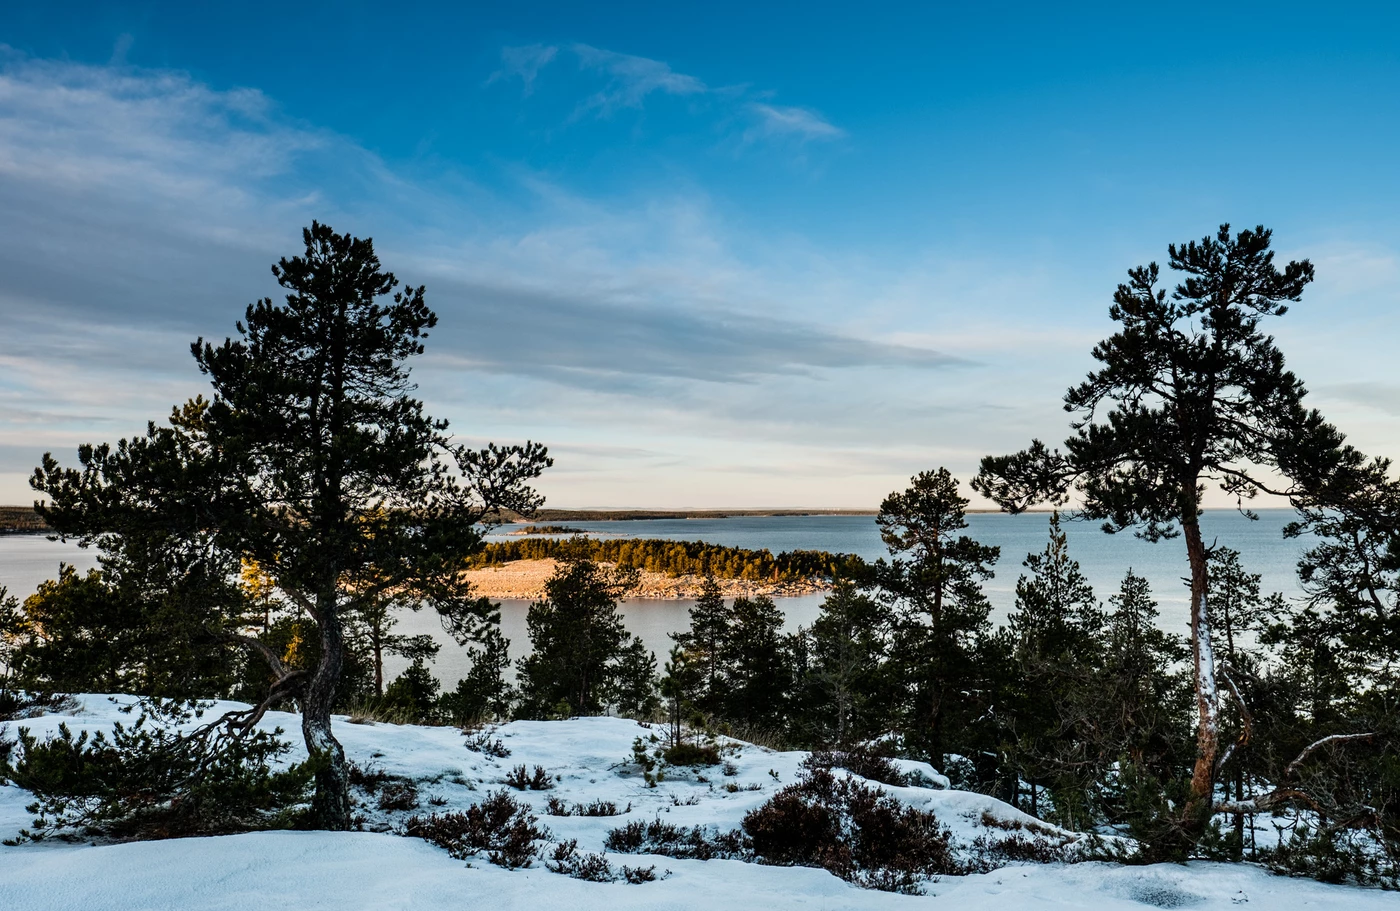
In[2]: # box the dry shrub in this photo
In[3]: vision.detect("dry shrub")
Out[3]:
[547,796,628,817]
[504,764,553,790]
[376,780,420,812]
[403,790,549,868]
[547,839,659,884]
[803,747,907,787]
[461,727,510,758]
[663,742,721,767]
[605,818,746,860]
[742,768,953,893]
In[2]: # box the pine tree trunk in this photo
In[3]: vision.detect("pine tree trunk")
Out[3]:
[1183,519,1220,845]
[305,589,351,830]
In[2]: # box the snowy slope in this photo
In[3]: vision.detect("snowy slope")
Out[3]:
[1,695,1395,910]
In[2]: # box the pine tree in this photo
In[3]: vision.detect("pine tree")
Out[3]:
[1003,512,1103,820]
[798,579,893,747]
[722,595,790,730]
[975,224,1357,846]
[670,577,732,717]
[32,222,551,828]
[439,626,514,723]
[876,468,997,765]
[515,560,652,718]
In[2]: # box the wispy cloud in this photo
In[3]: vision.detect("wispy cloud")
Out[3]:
[572,44,706,115]
[490,41,845,147]
[488,44,558,96]
[0,53,980,505]
[1320,382,1400,417]
[746,103,846,142]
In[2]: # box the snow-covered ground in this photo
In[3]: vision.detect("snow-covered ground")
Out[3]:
[1,695,1394,910]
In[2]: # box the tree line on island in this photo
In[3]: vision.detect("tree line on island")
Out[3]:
[1,223,1397,886]
[468,535,859,584]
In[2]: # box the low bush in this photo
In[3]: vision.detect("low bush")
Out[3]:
[504,764,553,790]
[803,747,907,787]
[0,699,310,842]
[664,741,721,767]
[1260,826,1398,888]
[546,796,629,817]
[461,727,510,758]
[402,790,549,869]
[742,768,954,893]
[547,839,659,884]
[0,691,79,723]
[605,818,746,860]
[376,781,420,812]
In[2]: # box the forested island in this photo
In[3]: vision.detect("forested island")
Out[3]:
[465,536,858,598]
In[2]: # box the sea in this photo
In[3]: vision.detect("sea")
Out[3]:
[0,510,1310,688]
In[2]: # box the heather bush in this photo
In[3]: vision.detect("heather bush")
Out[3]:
[803,747,907,787]
[605,818,746,860]
[402,790,549,869]
[504,764,553,790]
[742,768,953,893]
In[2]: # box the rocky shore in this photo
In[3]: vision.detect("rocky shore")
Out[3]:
[462,558,829,600]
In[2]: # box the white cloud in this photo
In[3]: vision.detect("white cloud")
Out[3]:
[571,44,706,115]
[488,44,558,96]
[746,103,846,142]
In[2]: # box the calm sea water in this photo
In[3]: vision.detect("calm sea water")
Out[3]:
[0,510,1309,687]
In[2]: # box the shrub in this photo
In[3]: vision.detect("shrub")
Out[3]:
[605,818,746,860]
[376,781,420,812]
[742,768,954,893]
[461,727,510,758]
[0,691,79,723]
[547,839,617,881]
[347,762,391,792]
[0,699,310,841]
[547,838,660,884]
[402,790,549,869]
[803,747,907,787]
[548,796,628,817]
[1260,826,1398,888]
[504,764,553,790]
[664,741,721,767]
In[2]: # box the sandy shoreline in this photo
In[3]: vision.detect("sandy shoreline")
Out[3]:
[463,558,829,600]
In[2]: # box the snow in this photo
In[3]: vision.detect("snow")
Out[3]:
[2,695,1395,910]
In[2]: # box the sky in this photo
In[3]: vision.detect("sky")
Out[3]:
[0,2,1397,508]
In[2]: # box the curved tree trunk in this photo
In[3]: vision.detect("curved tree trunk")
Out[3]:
[304,589,352,830]
[1183,519,1220,843]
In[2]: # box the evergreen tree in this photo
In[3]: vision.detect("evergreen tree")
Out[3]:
[975,224,1357,846]
[797,579,893,747]
[1091,571,1193,851]
[32,223,551,828]
[660,644,704,746]
[10,562,237,697]
[1002,512,1103,820]
[1205,546,1275,855]
[439,626,514,723]
[669,577,732,717]
[722,595,790,730]
[876,468,998,765]
[382,658,441,720]
[609,638,660,719]
[514,560,652,718]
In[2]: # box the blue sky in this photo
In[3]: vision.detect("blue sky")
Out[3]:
[1,3,1397,507]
